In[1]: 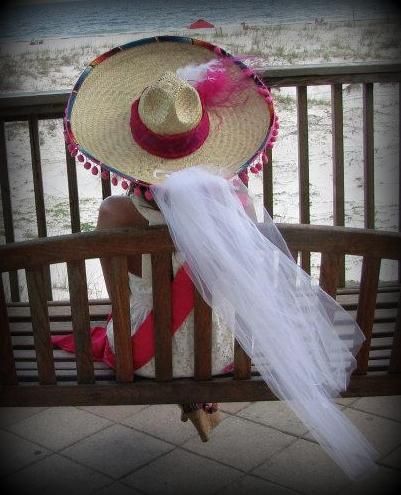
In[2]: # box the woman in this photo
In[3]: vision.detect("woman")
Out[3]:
[61,38,269,441]
[96,186,233,441]
[57,35,377,477]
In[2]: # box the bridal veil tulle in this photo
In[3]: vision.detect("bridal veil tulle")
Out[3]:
[151,166,378,479]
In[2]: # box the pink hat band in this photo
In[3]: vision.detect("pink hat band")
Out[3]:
[130,98,210,159]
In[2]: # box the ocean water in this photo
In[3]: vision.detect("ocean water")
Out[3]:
[1,0,399,41]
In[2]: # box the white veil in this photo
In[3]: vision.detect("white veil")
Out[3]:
[151,166,378,479]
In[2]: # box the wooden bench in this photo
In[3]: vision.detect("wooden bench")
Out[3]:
[1,223,401,407]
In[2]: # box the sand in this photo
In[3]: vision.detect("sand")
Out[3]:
[0,18,400,299]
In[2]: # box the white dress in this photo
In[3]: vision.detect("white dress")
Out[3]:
[106,195,234,378]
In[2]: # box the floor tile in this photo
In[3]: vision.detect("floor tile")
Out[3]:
[219,402,252,414]
[350,395,401,422]
[215,474,298,494]
[7,406,112,451]
[252,438,349,494]
[343,408,401,456]
[93,481,143,495]
[79,405,150,422]
[62,423,173,479]
[121,404,198,445]
[181,415,295,471]
[0,407,47,428]
[3,397,400,494]
[2,453,110,495]
[237,401,308,436]
[0,428,50,477]
[123,447,242,494]
[336,466,401,494]
[335,397,359,407]
[380,445,401,470]
[302,405,401,454]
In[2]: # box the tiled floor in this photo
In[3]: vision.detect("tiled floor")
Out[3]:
[1,396,400,494]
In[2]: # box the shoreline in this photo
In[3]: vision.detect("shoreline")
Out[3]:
[1,15,400,56]
[1,17,401,96]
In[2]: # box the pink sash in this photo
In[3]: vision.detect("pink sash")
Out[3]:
[52,266,194,370]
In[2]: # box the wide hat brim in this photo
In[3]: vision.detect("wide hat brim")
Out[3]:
[65,36,274,185]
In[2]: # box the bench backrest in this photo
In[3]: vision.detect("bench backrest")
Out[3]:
[0,224,400,406]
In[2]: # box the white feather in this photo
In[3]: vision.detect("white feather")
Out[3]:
[176,60,219,85]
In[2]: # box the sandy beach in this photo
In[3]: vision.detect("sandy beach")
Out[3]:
[0,18,400,299]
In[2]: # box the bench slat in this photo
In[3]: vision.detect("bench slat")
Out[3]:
[10,320,107,336]
[356,257,381,374]
[0,276,18,385]
[319,252,340,298]
[14,349,81,361]
[194,287,212,380]
[16,369,114,382]
[2,226,401,273]
[16,360,110,370]
[68,260,95,384]
[234,340,251,380]
[151,253,173,381]
[26,266,56,384]
[348,308,396,322]
[7,304,110,321]
[2,373,400,408]
[389,292,401,373]
[29,116,52,301]
[8,298,111,307]
[108,256,133,383]
[12,335,395,357]
[337,289,399,310]
[11,361,390,384]
[11,334,395,350]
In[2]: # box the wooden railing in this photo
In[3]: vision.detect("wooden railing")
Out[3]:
[1,62,401,301]
[262,62,401,276]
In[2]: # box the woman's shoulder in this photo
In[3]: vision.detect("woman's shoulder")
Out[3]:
[98,194,148,228]
[129,193,165,226]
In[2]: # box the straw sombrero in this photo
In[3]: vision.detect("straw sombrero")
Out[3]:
[64,35,278,197]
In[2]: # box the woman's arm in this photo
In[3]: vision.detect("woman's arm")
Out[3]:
[96,195,148,298]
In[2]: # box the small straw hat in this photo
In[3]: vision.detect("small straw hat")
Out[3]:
[64,36,278,197]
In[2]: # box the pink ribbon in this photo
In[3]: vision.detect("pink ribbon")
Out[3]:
[52,265,195,371]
